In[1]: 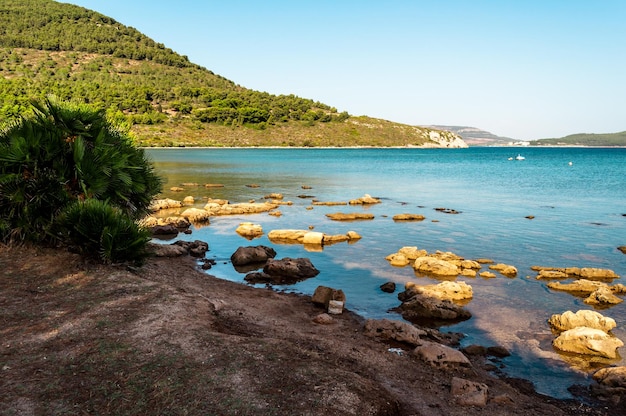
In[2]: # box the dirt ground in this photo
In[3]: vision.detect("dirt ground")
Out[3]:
[0,244,619,415]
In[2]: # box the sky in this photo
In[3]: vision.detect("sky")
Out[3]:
[64,0,626,141]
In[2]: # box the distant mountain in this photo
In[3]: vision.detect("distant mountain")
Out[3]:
[425,126,517,146]
[530,132,626,147]
[0,0,467,148]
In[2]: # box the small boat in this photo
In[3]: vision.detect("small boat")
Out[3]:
[515,154,525,160]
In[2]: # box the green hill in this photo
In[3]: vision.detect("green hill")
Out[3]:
[530,132,626,147]
[0,0,465,148]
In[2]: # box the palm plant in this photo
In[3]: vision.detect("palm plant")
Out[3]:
[0,97,162,260]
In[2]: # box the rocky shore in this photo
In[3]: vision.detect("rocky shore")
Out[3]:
[0,244,620,415]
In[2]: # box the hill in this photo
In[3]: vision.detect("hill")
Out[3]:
[0,0,466,148]
[530,132,626,147]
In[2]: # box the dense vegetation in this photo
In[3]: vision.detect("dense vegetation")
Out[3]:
[0,0,454,147]
[0,98,162,262]
[530,131,626,147]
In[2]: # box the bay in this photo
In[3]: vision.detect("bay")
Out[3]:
[146,146,626,398]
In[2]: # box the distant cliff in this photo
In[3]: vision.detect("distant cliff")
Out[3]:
[426,126,515,146]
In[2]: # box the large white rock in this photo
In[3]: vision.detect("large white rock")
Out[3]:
[553,327,624,358]
[549,310,617,333]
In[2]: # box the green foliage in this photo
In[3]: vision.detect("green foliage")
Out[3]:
[0,0,349,135]
[530,131,626,146]
[0,98,162,260]
[56,199,151,264]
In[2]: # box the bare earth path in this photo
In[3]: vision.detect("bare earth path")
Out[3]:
[0,245,615,415]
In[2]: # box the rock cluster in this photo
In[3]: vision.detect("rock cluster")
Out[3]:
[385,246,513,280]
[364,318,493,407]
[533,266,619,280]
[548,310,623,359]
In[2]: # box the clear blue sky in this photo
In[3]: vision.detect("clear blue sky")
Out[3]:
[65,0,625,140]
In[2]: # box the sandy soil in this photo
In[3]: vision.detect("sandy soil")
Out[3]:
[0,245,618,415]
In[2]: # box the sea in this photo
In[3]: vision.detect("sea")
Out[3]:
[145,146,626,399]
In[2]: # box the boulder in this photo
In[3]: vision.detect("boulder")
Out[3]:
[479,271,497,279]
[385,253,410,267]
[312,313,334,325]
[182,196,195,204]
[547,279,607,294]
[149,225,179,236]
[534,266,619,281]
[267,229,308,243]
[325,212,375,221]
[235,222,264,239]
[488,263,518,277]
[412,256,459,277]
[312,286,346,308]
[181,208,211,223]
[302,231,325,245]
[261,257,320,283]
[413,341,471,369]
[393,213,426,221]
[584,286,624,305]
[618,246,626,255]
[553,327,624,358]
[349,194,380,205]
[451,377,488,407]
[593,366,626,389]
[173,240,209,258]
[405,281,473,301]
[380,282,396,293]
[149,198,183,211]
[204,201,278,216]
[548,310,617,333]
[460,259,482,270]
[398,292,472,323]
[146,242,188,257]
[230,245,277,267]
[312,201,347,206]
[363,319,426,346]
[398,246,428,260]
[579,268,620,280]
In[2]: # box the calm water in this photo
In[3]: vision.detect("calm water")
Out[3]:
[146,147,626,398]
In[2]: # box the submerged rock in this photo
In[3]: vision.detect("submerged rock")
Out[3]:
[393,213,426,221]
[325,212,375,221]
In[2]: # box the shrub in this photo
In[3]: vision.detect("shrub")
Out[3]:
[0,97,162,260]
[56,199,151,264]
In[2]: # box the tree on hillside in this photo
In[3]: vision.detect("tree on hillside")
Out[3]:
[0,97,162,262]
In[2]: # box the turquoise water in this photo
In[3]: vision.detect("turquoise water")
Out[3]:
[146,147,626,398]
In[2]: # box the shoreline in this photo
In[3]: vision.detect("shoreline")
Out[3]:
[0,244,616,415]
